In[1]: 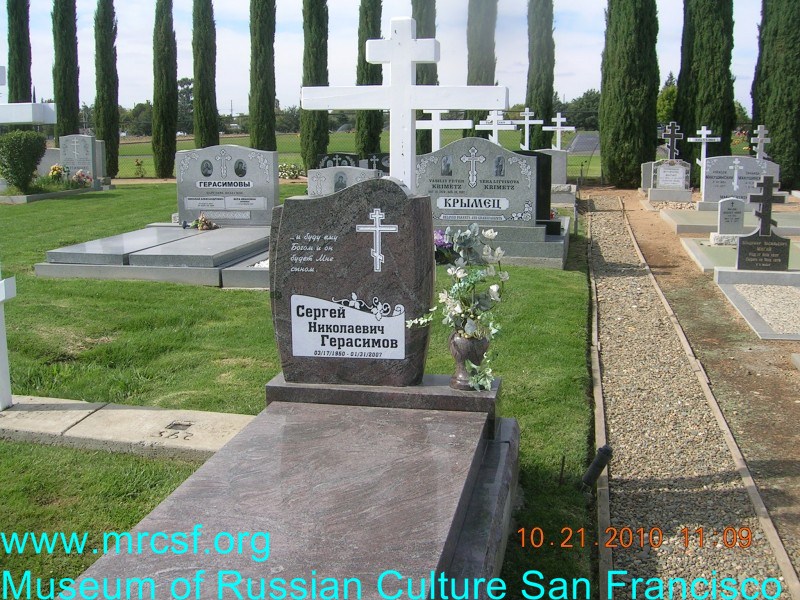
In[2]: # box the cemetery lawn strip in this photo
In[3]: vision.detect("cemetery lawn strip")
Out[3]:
[1,184,595,584]
[0,439,200,580]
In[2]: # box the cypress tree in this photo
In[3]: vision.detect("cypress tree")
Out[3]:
[152,0,177,177]
[599,0,659,187]
[355,0,382,157]
[412,0,437,154]
[675,0,735,183]
[7,0,32,103]
[249,0,277,151]
[95,0,120,177]
[465,0,498,139]
[525,0,555,150]
[751,1,800,189]
[300,0,329,171]
[52,0,81,144]
[193,0,219,148]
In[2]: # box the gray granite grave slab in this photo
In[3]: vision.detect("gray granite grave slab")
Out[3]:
[220,251,269,289]
[45,227,204,265]
[700,155,779,207]
[270,178,434,386]
[34,262,222,286]
[736,231,791,271]
[129,227,269,268]
[715,282,800,341]
[660,209,800,235]
[60,134,100,190]
[70,401,511,594]
[176,145,278,226]
[538,148,567,184]
[641,161,654,190]
[359,152,390,173]
[654,158,690,190]
[94,139,108,183]
[306,166,383,197]
[36,148,61,177]
[317,152,359,168]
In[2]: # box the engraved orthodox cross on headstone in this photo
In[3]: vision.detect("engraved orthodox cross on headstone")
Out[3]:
[356,208,398,272]
[750,125,771,161]
[514,107,544,151]
[215,149,232,179]
[729,158,744,191]
[475,110,517,145]
[688,126,721,199]
[301,17,508,190]
[70,137,83,160]
[0,265,16,410]
[461,146,485,188]
[662,121,683,159]
[542,112,575,151]
[748,175,787,237]
[415,109,473,151]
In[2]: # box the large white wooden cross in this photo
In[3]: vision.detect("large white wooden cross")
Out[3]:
[687,125,721,200]
[750,124,771,161]
[514,107,544,151]
[475,110,517,145]
[0,266,16,410]
[415,110,473,152]
[301,17,508,190]
[542,112,575,150]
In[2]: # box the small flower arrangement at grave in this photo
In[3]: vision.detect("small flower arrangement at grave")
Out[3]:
[433,229,459,265]
[186,212,219,231]
[48,163,65,182]
[278,163,305,180]
[71,169,93,187]
[407,224,508,391]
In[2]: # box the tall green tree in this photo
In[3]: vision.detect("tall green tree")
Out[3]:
[355,0,382,157]
[94,0,120,176]
[465,0,498,139]
[177,77,194,134]
[192,0,219,148]
[250,0,277,150]
[152,0,177,177]
[52,0,81,143]
[412,0,437,154]
[656,72,677,124]
[752,1,800,189]
[300,0,329,170]
[599,0,659,187]
[525,0,554,150]
[675,0,735,183]
[7,0,32,103]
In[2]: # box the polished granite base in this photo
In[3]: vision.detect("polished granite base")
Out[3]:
[71,401,519,595]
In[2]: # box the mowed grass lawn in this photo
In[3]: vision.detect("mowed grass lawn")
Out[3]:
[0,184,593,593]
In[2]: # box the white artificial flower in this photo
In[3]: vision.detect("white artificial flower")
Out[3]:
[482,228,498,240]
[439,290,450,304]
[499,271,510,282]
[455,267,468,279]
[483,244,492,256]
[489,284,501,301]
[447,266,458,277]
[494,247,505,260]
[486,265,496,277]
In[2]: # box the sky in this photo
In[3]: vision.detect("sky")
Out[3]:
[0,1,762,118]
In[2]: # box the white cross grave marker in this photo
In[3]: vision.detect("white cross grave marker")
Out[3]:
[475,110,517,145]
[301,17,508,190]
[513,107,544,151]
[687,126,721,200]
[542,112,575,151]
[356,208,399,272]
[415,109,473,151]
[0,266,16,411]
[750,125,771,161]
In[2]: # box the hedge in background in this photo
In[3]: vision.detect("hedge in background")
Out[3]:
[0,131,46,193]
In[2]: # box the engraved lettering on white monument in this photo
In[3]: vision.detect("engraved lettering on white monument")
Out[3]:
[356,208,398,272]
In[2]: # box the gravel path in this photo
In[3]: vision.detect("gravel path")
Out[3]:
[734,284,800,335]
[589,195,787,597]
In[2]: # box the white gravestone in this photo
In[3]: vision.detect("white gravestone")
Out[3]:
[302,17,508,191]
[514,107,544,152]
[541,112,575,151]
[710,198,747,246]
[687,126,721,201]
[306,166,383,197]
[648,159,692,201]
[475,110,517,145]
[699,156,780,210]
[0,266,16,410]
[415,109,472,152]
[59,134,100,190]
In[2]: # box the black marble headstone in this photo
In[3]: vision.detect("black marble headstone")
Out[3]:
[736,231,790,271]
[316,152,360,168]
[360,152,391,173]
[270,178,434,386]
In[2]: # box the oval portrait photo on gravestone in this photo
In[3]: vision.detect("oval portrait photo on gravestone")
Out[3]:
[201,160,213,177]
[235,159,247,177]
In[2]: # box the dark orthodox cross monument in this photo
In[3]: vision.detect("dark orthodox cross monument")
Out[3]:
[737,175,791,271]
[662,121,683,160]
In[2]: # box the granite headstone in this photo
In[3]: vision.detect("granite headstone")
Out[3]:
[359,153,391,174]
[176,145,279,227]
[316,153,360,168]
[538,148,567,185]
[702,156,780,206]
[641,161,654,190]
[59,134,100,190]
[736,175,790,270]
[654,159,690,190]
[306,166,383,197]
[270,178,434,386]
[710,198,747,245]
